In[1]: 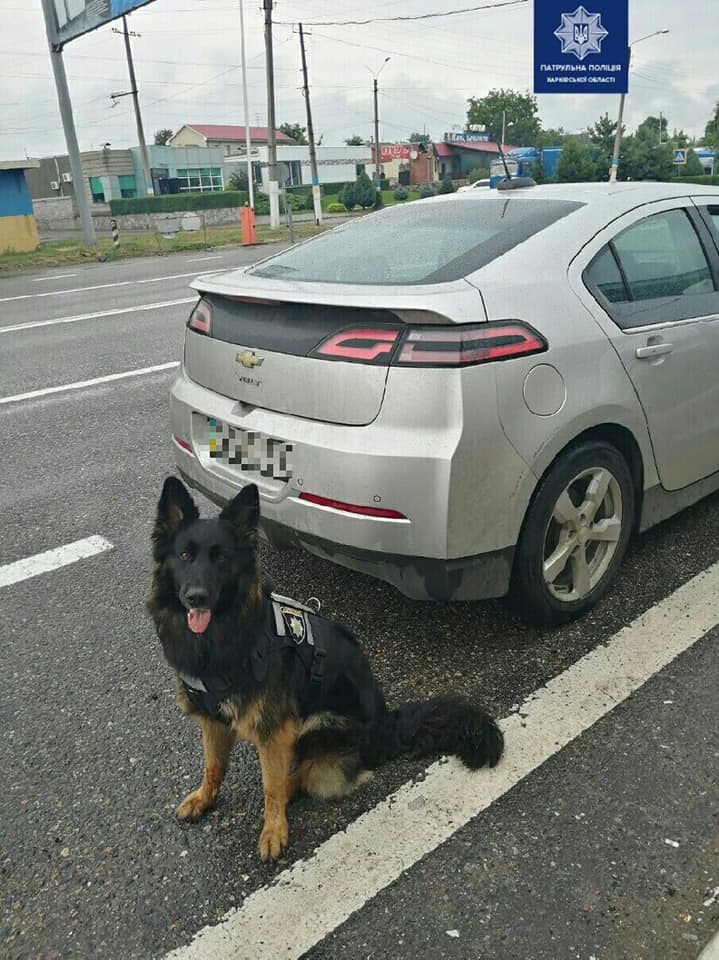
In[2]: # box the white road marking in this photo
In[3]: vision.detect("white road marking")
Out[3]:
[0,297,196,334]
[166,560,719,960]
[0,272,199,302]
[699,929,719,960]
[186,255,223,262]
[0,535,114,589]
[30,273,78,282]
[0,361,180,405]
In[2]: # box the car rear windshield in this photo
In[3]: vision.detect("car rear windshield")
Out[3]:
[249,197,584,285]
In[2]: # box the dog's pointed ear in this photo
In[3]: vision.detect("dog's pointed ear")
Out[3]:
[152,476,199,555]
[220,483,259,540]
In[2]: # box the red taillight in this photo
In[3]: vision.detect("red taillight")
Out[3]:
[298,492,407,520]
[394,322,546,367]
[311,327,400,364]
[174,435,192,452]
[188,299,212,335]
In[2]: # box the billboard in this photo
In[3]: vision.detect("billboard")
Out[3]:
[51,0,156,47]
[534,2,629,94]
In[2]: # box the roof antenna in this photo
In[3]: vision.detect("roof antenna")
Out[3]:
[495,139,537,192]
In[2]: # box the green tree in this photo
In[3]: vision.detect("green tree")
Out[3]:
[536,126,569,148]
[225,170,248,191]
[620,136,674,181]
[682,148,706,177]
[671,128,691,148]
[153,128,173,146]
[466,88,541,146]
[279,122,308,144]
[704,101,719,146]
[354,171,376,209]
[344,134,365,145]
[636,115,668,142]
[438,174,455,194]
[554,138,596,182]
[409,132,430,143]
[587,113,619,160]
[529,149,546,184]
[338,182,356,210]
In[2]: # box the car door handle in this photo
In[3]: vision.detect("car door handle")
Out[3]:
[635,342,674,359]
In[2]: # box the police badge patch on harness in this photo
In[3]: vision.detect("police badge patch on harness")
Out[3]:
[270,593,315,647]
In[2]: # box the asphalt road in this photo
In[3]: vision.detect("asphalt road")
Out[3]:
[1,247,718,960]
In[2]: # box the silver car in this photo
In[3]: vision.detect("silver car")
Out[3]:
[170,182,719,625]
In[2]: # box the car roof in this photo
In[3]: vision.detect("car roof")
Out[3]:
[438,180,719,206]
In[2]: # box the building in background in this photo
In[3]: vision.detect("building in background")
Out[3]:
[694,147,717,175]
[130,145,225,194]
[0,159,40,252]
[25,145,226,212]
[435,136,516,180]
[168,124,293,156]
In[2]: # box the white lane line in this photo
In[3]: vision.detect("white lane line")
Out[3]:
[0,535,114,589]
[0,272,199,302]
[166,560,719,960]
[0,297,196,334]
[30,273,78,282]
[0,361,180,406]
[186,256,223,262]
[699,929,719,960]
[137,272,202,283]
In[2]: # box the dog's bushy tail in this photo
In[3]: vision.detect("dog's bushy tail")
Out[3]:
[359,697,503,771]
[294,697,503,776]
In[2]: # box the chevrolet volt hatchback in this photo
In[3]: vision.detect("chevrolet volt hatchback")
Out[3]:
[170,182,719,625]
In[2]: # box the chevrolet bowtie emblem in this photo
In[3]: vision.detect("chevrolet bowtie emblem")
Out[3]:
[236,350,264,369]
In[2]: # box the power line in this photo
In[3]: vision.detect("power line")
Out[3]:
[275,0,527,26]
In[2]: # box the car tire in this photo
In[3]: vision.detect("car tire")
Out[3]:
[509,441,635,627]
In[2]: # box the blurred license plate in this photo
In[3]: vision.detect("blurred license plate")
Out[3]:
[207,418,292,480]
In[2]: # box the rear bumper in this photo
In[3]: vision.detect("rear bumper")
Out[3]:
[170,363,534,601]
[178,465,514,600]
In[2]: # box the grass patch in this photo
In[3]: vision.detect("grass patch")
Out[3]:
[0,222,328,275]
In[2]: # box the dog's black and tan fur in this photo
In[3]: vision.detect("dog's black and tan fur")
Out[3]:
[149,476,504,860]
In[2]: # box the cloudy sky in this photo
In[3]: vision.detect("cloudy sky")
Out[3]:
[1,0,717,160]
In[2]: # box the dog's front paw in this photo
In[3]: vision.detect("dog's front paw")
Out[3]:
[176,788,213,821]
[259,818,288,860]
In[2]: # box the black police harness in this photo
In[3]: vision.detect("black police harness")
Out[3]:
[178,593,327,722]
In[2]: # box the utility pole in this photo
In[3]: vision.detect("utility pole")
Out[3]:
[373,77,381,185]
[610,29,669,183]
[39,0,96,245]
[263,0,280,229]
[121,16,153,195]
[298,23,322,225]
[368,57,390,188]
[238,0,255,210]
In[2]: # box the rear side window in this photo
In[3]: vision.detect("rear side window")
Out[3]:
[585,246,627,303]
[249,198,584,285]
[584,208,719,329]
[612,209,713,300]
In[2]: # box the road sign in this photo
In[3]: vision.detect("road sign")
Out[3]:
[673,149,688,165]
[51,0,156,48]
[535,1,629,94]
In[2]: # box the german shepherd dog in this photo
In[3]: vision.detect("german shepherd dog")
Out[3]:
[149,476,504,860]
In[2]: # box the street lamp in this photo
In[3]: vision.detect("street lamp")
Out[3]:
[609,28,670,183]
[367,57,390,185]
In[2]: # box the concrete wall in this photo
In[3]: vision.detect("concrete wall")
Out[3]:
[33,196,76,226]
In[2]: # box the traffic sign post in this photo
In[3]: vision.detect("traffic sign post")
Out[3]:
[673,149,688,165]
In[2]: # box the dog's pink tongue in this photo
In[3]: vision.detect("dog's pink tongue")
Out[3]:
[188,608,212,634]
